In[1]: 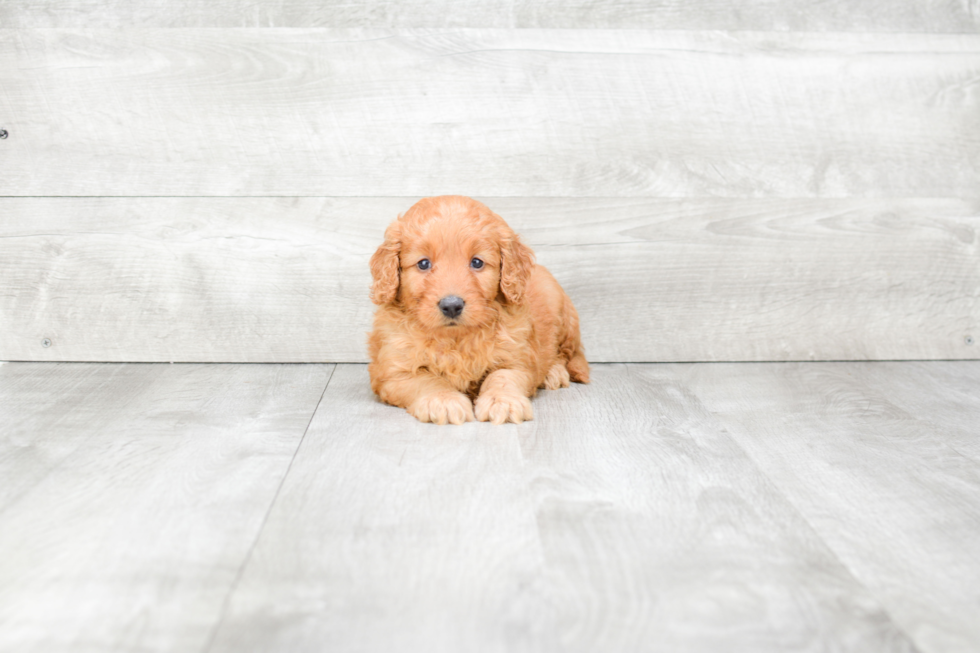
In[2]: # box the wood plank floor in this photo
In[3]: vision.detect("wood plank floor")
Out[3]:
[1,361,978,653]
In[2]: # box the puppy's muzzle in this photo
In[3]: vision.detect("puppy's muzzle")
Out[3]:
[438,295,465,320]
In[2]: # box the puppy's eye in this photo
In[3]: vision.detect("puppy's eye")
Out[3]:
[470,257,484,269]
[417,259,431,271]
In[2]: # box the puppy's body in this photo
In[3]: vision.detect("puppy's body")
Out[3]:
[368,196,588,425]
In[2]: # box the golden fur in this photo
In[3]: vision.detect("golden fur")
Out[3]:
[368,195,589,425]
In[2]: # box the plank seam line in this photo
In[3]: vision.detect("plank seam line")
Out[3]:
[0,362,123,521]
[198,363,337,653]
[677,362,925,649]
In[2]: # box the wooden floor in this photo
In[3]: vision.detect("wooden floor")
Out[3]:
[1,361,978,653]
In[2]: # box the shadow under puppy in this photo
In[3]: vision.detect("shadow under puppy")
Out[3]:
[368,195,589,425]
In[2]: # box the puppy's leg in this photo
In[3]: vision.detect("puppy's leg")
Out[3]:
[376,371,475,425]
[559,293,590,384]
[475,369,534,425]
[542,363,571,390]
[566,350,590,384]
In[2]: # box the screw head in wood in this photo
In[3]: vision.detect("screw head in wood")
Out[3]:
[41,338,52,348]
[967,335,975,346]
[0,129,7,139]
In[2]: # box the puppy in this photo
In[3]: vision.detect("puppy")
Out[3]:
[368,196,589,425]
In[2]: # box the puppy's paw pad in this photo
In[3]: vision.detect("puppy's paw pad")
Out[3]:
[543,363,571,390]
[409,391,474,425]
[475,391,533,425]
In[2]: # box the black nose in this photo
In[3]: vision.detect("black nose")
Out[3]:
[438,295,465,319]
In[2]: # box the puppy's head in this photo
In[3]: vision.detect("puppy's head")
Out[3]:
[370,196,535,330]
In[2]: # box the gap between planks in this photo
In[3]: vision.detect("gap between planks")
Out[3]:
[200,364,337,653]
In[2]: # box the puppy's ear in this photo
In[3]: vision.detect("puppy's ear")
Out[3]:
[499,233,535,304]
[370,221,402,305]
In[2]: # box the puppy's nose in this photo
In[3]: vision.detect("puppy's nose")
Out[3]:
[438,295,465,319]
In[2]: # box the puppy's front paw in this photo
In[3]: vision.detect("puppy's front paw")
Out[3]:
[475,389,533,425]
[409,391,475,425]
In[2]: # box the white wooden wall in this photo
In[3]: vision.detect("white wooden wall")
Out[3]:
[1,3,978,362]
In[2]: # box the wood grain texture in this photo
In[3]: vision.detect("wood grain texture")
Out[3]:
[1,30,978,197]
[2,0,978,31]
[1,197,976,363]
[3,361,978,652]
[678,361,980,653]
[206,364,549,653]
[518,364,916,652]
[0,362,332,653]
[0,363,160,511]
[207,364,921,652]
[839,361,980,461]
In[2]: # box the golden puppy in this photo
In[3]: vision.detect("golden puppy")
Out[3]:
[368,196,589,425]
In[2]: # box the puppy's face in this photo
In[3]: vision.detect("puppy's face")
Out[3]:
[370,196,535,331]
[400,219,501,330]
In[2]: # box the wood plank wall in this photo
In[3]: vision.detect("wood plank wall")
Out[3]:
[1,3,978,362]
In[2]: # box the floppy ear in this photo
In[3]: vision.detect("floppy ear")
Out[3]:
[499,232,536,305]
[370,221,402,305]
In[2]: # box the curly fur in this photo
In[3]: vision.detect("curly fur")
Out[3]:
[368,195,589,425]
